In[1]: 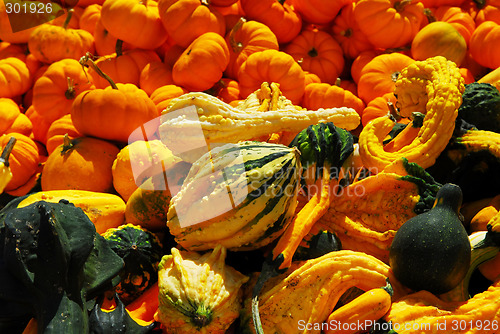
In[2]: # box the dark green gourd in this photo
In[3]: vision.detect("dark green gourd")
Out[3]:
[389,183,471,295]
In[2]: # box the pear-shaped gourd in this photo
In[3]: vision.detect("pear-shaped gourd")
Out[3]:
[389,183,471,295]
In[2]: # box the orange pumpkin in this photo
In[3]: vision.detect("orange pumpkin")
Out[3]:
[150,84,189,115]
[356,52,415,104]
[350,50,382,84]
[0,57,32,98]
[361,92,400,127]
[45,114,82,155]
[27,11,95,63]
[71,55,159,143]
[424,6,476,45]
[25,106,50,144]
[215,78,240,104]
[172,32,230,91]
[0,1,37,44]
[421,0,466,6]
[302,82,365,116]
[411,21,467,66]
[240,0,302,44]
[291,0,351,24]
[224,18,279,80]
[93,17,135,56]
[48,7,83,29]
[353,0,425,49]
[469,20,500,69]
[89,46,161,88]
[284,28,344,84]
[462,0,500,25]
[0,42,27,60]
[331,2,375,60]
[158,0,226,48]
[304,71,321,86]
[32,58,95,124]
[139,60,174,96]
[0,98,32,137]
[41,135,120,192]
[209,0,238,6]
[100,0,168,50]
[0,133,40,192]
[79,4,102,35]
[238,49,306,104]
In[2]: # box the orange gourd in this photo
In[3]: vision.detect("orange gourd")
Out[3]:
[41,135,120,192]
[172,32,230,92]
[424,6,476,45]
[158,0,226,48]
[32,58,95,124]
[238,49,306,104]
[284,28,344,84]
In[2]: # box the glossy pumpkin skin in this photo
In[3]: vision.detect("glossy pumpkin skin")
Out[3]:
[150,84,189,115]
[71,83,159,144]
[32,58,95,124]
[284,28,344,84]
[158,0,226,48]
[353,0,425,49]
[357,53,415,105]
[0,57,32,98]
[172,32,230,92]
[100,0,167,50]
[28,24,95,63]
[240,0,302,44]
[224,18,279,80]
[238,49,306,104]
[45,114,82,155]
[41,136,120,192]
[469,20,500,69]
[412,21,467,66]
[0,133,40,192]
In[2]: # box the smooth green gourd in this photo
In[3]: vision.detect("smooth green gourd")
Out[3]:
[389,183,471,294]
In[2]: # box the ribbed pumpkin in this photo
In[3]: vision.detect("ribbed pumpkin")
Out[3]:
[302,82,365,117]
[103,224,164,304]
[45,114,82,155]
[424,5,476,45]
[284,28,344,84]
[167,141,301,251]
[469,20,500,69]
[0,57,32,98]
[172,32,230,92]
[238,49,305,104]
[292,0,351,24]
[41,135,120,192]
[78,3,102,35]
[0,98,32,137]
[32,58,95,124]
[150,84,189,115]
[139,61,174,96]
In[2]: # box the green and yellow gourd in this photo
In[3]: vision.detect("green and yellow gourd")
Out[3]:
[103,224,164,304]
[166,141,301,251]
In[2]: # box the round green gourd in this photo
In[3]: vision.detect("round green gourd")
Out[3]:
[103,223,164,304]
[458,82,500,133]
[389,183,471,295]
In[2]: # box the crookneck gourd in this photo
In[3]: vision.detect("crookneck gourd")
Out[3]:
[166,141,301,251]
[242,250,402,334]
[158,83,360,162]
[358,56,465,171]
[154,245,249,334]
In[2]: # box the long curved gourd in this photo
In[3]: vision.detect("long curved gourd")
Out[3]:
[158,86,360,162]
[358,56,465,171]
[243,250,400,334]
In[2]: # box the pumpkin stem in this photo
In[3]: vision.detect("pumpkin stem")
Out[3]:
[62,8,74,30]
[228,17,246,53]
[473,0,487,9]
[65,77,76,100]
[394,0,412,12]
[61,133,75,154]
[0,136,17,167]
[423,8,437,23]
[335,77,342,87]
[341,27,353,38]
[277,0,286,5]
[79,52,118,89]
[115,39,124,57]
[387,101,401,122]
[307,47,318,58]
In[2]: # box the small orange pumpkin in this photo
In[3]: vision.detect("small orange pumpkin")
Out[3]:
[45,114,82,155]
[238,49,306,104]
[0,98,32,137]
[25,106,51,144]
[41,135,120,192]
[361,92,400,127]
[79,4,102,35]
[139,61,174,96]
[0,57,32,98]
[158,0,226,48]
[284,28,344,84]
[424,6,476,45]
[462,0,500,25]
[291,0,351,24]
[172,32,230,91]
[150,84,189,115]
[302,82,365,116]
[469,20,500,69]
[93,17,135,56]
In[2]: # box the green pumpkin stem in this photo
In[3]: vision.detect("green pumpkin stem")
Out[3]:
[62,8,74,30]
[61,133,75,154]
[423,8,437,24]
[115,39,124,57]
[65,77,76,99]
[0,136,17,167]
[394,0,412,12]
[79,52,118,89]
[228,17,246,53]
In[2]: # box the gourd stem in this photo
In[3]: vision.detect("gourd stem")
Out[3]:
[228,17,246,53]
[65,77,76,99]
[473,0,487,9]
[423,8,437,23]
[62,9,73,30]
[0,137,16,167]
[387,102,401,122]
[79,52,119,89]
[115,39,123,57]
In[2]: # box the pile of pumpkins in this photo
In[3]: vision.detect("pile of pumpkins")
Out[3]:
[1,0,500,333]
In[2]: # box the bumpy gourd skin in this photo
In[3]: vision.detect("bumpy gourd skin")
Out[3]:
[358,56,465,170]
